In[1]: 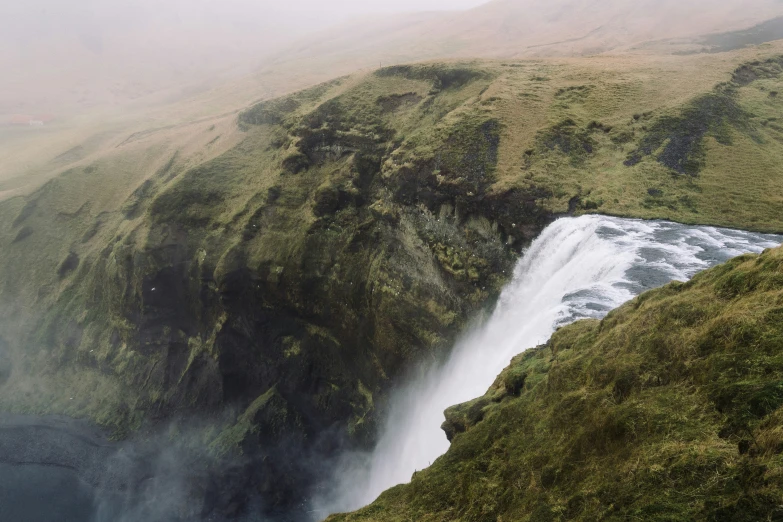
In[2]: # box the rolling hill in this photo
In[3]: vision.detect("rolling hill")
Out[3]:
[5,0,783,208]
[3,1,783,517]
[2,40,783,515]
[272,0,783,70]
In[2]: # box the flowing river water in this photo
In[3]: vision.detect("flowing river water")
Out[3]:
[318,215,783,517]
[1,216,781,521]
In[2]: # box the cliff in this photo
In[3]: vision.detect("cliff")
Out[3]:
[331,244,783,521]
[1,48,783,515]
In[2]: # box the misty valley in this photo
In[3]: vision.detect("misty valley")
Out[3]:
[2,1,783,521]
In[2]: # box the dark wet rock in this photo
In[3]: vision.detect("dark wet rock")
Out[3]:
[624,60,777,175]
[0,63,555,519]
[313,185,355,217]
[57,252,80,278]
[282,152,310,174]
[441,396,492,442]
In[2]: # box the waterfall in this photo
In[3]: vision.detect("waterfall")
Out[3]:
[318,215,782,517]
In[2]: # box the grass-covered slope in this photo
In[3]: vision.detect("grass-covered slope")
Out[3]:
[330,245,783,522]
[2,46,783,514]
[0,63,543,514]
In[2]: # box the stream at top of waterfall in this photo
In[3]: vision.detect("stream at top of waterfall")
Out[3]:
[315,215,783,519]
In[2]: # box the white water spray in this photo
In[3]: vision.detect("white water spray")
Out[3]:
[319,215,781,516]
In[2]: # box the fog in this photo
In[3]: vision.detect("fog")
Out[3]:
[0,0,490,116]
[3,0,783,520]
[268,0,490,14]
[3,0,781,118]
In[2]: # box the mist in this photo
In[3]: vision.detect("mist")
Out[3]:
[0,0,490,116]
[315,217,783,517]
[3,0,783,521]
[3,0,781,193]
[2,0,779,118]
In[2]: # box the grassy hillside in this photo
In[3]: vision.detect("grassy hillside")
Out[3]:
[1,46,783,515]
[330,241,783,522]
[7,3,783,209]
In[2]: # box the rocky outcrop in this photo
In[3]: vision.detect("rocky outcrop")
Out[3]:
[0,64,555,517]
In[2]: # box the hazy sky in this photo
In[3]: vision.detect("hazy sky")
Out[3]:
[0,0,495,114]
[0,0,492,38]
[1,0,491,19]
[269,0,491,13]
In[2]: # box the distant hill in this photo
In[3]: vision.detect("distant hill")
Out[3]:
[272,0,783,70]
[0,0,341,116]
[2,42,783,516]
[6,0,783,118]
[5,0,783,204]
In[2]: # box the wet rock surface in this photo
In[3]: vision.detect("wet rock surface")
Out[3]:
[0,64,552,519]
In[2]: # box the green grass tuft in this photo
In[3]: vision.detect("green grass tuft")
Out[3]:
[331,246,783,522]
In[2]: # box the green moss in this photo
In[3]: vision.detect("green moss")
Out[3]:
[537,118,596,166]
[50,68,512,448]
[439,117,501,188]
[239,77,346,127]
[375,64,489,91]
[620,60,783,177]
[209,386,286,455]
[2,50,783,508]
[331,246,783,522]
[624,88,756,175]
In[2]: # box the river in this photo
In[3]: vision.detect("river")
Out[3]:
[318,215,782,517]
[1,216,780,522]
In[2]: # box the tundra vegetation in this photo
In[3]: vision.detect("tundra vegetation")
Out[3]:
[1,43,783,515]
[330,244,783,522]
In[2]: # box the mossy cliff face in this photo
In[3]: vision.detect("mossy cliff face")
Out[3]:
[2,50,783,516]
[0,64,553,515]
[330,246,783,522]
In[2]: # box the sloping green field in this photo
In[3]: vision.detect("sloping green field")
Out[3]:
[1,45,782,514]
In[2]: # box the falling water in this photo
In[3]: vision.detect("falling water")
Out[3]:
[319,215,782,517]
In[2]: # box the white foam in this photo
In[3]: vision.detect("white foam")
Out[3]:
[317,216,781,516]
